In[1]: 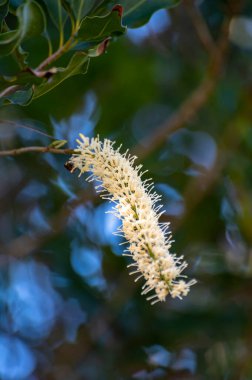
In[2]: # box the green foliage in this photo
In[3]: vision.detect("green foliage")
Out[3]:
[49,139,68,148]
[0,1,125,105]
[33,52,89,99]
[122,0,180,26]
[0,0,180,106]
[76,9,125,44]
[17,1,46,39]
[0,1,45,56]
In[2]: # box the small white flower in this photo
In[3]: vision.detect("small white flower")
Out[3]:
[69,134,196,304]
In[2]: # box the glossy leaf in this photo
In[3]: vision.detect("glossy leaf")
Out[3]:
[122,0,180,27]
[87,0,180,27]
[0,30,19,55]
[0,0,180,104]
[62,0,105,24]
[0,83,33,105]
[0,51,88,103]
[33,52,89,99]
[17,0,46,40]
[42,0,67,30]
[76,7,126,44]
[0,0,46,56]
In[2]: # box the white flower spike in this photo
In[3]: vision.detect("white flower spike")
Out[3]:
[69,134,196,305]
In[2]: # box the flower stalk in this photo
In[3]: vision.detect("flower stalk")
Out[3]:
[69,134,196,304]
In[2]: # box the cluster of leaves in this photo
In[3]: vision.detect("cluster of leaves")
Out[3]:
[0,0,179,106]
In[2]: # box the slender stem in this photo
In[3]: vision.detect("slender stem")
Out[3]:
[0,146,76,156]
[133,17,231,159]
[58,0,64,48]
[0,85,21,99]
[46,30,53,56]
[185,0,217,55]
[36,35,75,71]
[0,119,55,139]
[76,0,84,29]
[36,0,87,72]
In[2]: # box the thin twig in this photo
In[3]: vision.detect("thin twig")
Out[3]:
[184,0,217,55]
[36,35,75,71]
[0,119,55,139]
[0,85,22,99]
[163,114,244,232]
[0,146,75,156]
[133,18,230,160]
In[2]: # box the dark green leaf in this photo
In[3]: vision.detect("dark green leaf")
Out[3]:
[0,54,19,76]
[0,0,46,56]
[0,83,33,105]
[84,0,180,26]
[42,0,67,30]
[0,30,19,55]
[17,0,46,40]
[122,0,180,27]
[76,7,126,44]
[33,52,89,98]
[62,0,105,24]
[60,0,74,21]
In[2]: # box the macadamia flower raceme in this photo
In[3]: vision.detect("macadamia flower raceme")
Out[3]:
[69,134,196,304]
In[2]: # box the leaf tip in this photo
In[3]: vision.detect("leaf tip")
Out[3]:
[112,4,123,18]
[97,38,111,55]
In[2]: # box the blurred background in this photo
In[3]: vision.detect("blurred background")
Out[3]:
[1,0,252,379]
